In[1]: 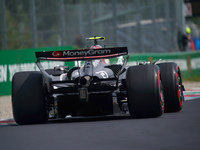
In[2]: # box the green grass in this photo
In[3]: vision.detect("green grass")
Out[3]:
[183,76,200,82]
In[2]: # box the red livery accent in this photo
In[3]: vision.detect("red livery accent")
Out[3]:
[176,65,183,109]
[158,70,163,113]
[46,53,120,61]
[52,51,62,57]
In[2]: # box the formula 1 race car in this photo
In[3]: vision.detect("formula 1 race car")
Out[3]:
[12,36,185,125]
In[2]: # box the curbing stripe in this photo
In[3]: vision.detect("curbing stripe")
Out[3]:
[0,118,15,124]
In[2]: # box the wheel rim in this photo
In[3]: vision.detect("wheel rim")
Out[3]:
[178,75,184,108]
[160,80,164,113]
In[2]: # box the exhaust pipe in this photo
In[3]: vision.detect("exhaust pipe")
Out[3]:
[80,76,91,86]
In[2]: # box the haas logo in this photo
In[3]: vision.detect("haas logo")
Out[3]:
[52,51,62,57]
[95,71,108,78]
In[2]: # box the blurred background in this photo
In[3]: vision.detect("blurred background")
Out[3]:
[1,0,200,53]
[0,0,200,96]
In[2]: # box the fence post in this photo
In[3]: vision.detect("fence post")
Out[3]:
[180,0,186,34]
[87,0,93,36]
[78,3,83,35]
[112,0,117,46]
[30,0,37,48]
[97,2,103,36]
[1,0,7,50]
[58,0,65,46]
[151,0,156,51]
[135,0,142,52]
[164,0,172,51]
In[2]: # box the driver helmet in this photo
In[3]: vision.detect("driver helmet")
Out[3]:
[90,45,110,65]
[90,45,102,49]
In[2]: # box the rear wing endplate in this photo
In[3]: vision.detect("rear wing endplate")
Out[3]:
[35,47,128,61]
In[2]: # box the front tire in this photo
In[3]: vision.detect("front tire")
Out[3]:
[12,71,48,125]
[126,65,164,118]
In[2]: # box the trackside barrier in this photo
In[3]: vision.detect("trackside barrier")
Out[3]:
[0,48,200,96]
[126,51,200,79]
[0,46,74,96]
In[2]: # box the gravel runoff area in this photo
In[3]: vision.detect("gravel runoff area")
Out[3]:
[0,81,200,119]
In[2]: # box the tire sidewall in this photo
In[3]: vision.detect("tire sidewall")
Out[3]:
[126,65,163,118]
[12,71,47,124]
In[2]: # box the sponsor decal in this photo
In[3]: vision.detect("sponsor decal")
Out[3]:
[93,60,100,67]
[63,49,111,57]
[191,58,200,70]
[52,51,62,57]
[0,62,65,83]
[95,71,108,78]
[0,65,7,82]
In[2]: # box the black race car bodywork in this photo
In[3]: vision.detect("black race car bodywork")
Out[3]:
[35,47,129,117]
[11,37,185,125]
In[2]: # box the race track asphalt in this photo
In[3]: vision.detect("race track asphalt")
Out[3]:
[0,98,200,150]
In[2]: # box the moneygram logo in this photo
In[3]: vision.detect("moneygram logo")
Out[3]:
[52,51,62,57]
[63,49,111,57]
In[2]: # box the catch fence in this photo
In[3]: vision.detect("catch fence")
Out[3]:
[0,0,185,53]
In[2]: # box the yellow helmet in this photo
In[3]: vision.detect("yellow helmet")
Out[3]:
[185,26,191,34]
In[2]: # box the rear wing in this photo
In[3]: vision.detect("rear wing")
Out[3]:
[35,47,128,61]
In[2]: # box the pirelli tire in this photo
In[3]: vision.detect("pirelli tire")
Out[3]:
[158,62,184,112]
[12,71,48,125]
[126,65,164,118]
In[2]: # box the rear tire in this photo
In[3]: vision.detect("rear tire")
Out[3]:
[158,63,184,112]
[12,71,48,125]
[126,65,164,118]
